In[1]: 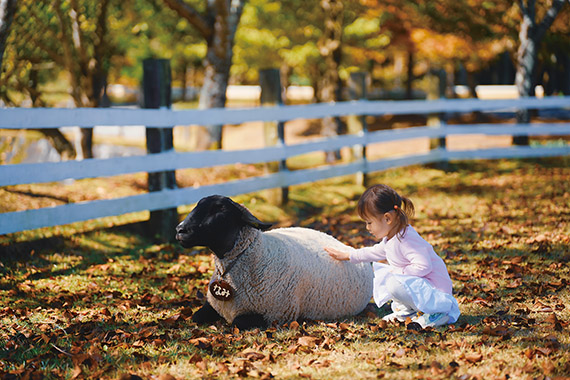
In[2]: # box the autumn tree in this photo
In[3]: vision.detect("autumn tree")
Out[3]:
[1,0,115,159]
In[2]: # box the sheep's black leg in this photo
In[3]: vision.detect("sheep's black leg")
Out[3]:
[192,301,223,324]
[232,313,268,330]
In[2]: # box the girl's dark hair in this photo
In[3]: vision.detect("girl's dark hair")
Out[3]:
[357,184,415,238]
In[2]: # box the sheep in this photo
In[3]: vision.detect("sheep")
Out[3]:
[175,194,374,330]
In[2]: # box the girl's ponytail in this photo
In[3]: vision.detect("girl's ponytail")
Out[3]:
[394,195,414,238]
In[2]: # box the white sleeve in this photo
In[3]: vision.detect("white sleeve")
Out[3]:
[349,241,386,263]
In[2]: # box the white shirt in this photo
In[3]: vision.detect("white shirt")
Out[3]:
[349,225,453,294]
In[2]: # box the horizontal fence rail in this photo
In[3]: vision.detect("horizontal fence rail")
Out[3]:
[2,122,570,187]
[2,97,570,129]
[1,96,569,235]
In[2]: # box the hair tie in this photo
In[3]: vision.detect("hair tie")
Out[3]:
[394,205,398,210]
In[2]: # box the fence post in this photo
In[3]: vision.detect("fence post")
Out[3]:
[259,68,288,204]
[142,58,178,242]
[347,72,368,186]
[427,68,449,170]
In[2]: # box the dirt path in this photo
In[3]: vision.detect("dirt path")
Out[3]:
[222,119,513,159]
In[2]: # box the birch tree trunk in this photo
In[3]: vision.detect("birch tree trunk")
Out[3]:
[162,0,245,150]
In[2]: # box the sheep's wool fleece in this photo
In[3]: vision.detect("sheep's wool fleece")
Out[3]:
[208,226,374,325]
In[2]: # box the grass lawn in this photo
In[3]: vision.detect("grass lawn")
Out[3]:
[1,157,569,379]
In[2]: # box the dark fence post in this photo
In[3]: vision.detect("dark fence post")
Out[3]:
[347,72,368,186]
[427,68,449,170]
[142,58,178,242]
[259,68,288,204]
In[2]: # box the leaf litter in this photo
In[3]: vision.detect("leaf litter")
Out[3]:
[1,158,569,379]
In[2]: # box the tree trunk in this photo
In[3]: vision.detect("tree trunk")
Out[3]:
[29,66,77,159]
[161,0,245,150]
[514,11,534,145]
[81,0,110,159]
[406,50,414,100]
[0,0,17,71]
[198,46,230,149]
[514,0,567,145]
[38,129,77,160]
[318,0,344,163]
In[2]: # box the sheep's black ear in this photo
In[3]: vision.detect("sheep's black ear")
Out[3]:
[229,198,272,231]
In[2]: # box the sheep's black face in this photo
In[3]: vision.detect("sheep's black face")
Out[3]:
[176,195,247,257]
[176,195,272,257]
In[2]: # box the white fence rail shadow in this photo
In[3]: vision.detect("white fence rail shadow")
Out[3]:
[1,97,569,235]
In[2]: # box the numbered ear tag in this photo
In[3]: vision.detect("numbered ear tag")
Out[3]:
[209,280,234,301]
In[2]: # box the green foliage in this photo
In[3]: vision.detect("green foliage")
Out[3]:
[1,0,569,105]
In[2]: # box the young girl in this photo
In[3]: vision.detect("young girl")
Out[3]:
[325,184,460,328]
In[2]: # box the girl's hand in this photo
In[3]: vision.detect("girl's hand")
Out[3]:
[324,247,350,261]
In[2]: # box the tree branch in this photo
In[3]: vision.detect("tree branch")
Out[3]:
[518,0,527,15]
[161,0,212,39]
[528,0,536,22]
[227,0,245,41]
[70,0,88,76]
[54,0,83,106]
[535,0,566,42]
[25,4,66,66]
[0,0,17,70]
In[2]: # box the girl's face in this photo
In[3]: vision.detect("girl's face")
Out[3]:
[363,212,396,240]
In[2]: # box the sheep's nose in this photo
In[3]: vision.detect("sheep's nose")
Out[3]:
[176,222,187,234]
[176,222,195,234]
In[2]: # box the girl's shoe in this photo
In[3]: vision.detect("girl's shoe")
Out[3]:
[382,311,418,322]
[413,313,449,328]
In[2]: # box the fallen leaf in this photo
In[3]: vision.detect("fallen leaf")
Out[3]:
[394,348,406,357]
[473,298,493,308]
[482,326,510,337]
[541,359,556,375]
[118,374,144,380]
[298,336,320,347]
[188,353,202,364]
[157,374,177,380]
[287,344,300,354]
[162,314,181,325]
[71,366,82,380]
[241,349,266,361]
[430,361,443,375]
[535,347,553,356]
[463,353,483,363]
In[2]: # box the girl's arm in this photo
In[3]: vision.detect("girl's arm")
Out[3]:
[326,242,387,263]
[324,247,350,261]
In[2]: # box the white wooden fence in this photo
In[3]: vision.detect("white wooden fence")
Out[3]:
[1,96,569,235]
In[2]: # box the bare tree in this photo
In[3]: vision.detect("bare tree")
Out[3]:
[161,0,246,149]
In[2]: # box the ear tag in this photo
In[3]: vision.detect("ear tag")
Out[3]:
[210,280,234,301]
